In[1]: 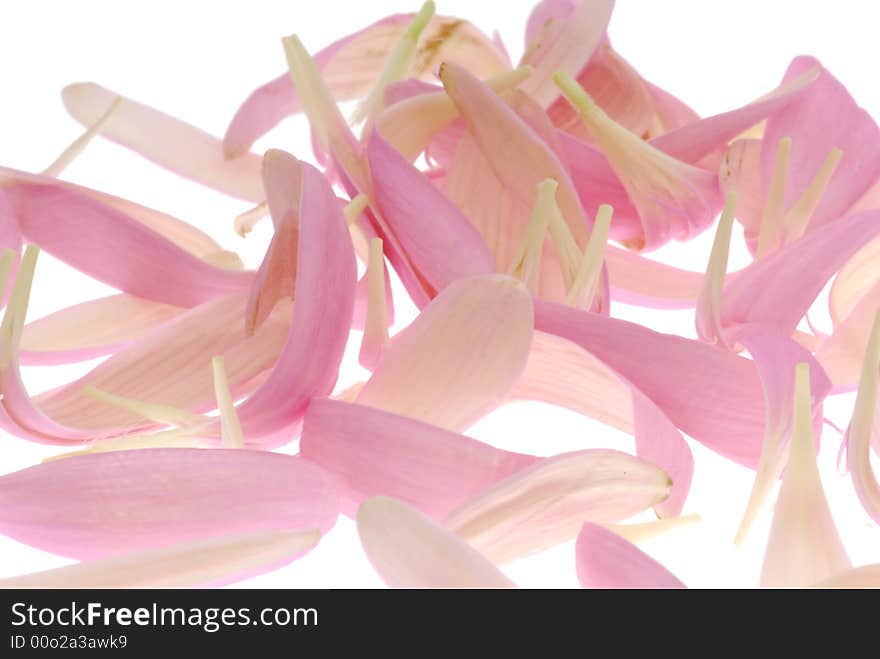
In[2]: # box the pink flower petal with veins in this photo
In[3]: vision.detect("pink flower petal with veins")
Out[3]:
[0,529,322,589]
[300,398,538,519]
[445,448,671,563]
[0,448,337,559]
[575,522,686,589]
[224,13,508,158]
[357,496,515,588]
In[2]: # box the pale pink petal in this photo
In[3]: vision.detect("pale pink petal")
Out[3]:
[761,57,880,234]
[817,281,880,390]
[444,449,671,563]
[300,398,538,518]
[356,275,533,432]
[761,364,849,587]
[224,14,508,158]
[733,326,832,542]
[535,300,766,467]
[719,138,764,250]
[643,80,700,135]
[366,134,495,294]
[1,171,252,308]
[20,294,182,365]
[844,309,880,525]
[575,522,686,589]
[512,331,692,516]
[0,448,337,559]
[519,0,614,108]
[719,210,880,338]
[357,496,515,588]
[0,529,321,589]
[62,83,264,201]
[603,246,704,308]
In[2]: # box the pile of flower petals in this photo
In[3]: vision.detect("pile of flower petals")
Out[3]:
[1,0,879,589]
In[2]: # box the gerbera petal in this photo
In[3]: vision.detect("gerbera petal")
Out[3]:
[519,0,614,108]
[575,522,686,589]
[0,171,252,308]
[300,398,538,518]
[357,496,515,588]
[62,83,263,201]
[535,300,766,467]
[20,294,181,366]
[444,449,670,563]
[512,331,692,516]
[356,275,533,432]
[366,134,495,293]
[761,57,880,234]
[0,529,321,589]
[761,363,849,587]
[844,310,880,525]
[223,13,509,158]
[0,448,337,559]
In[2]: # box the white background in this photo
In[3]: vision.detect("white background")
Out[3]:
[0,1,878,587]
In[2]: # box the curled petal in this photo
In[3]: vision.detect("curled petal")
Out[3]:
[575,522,686,589]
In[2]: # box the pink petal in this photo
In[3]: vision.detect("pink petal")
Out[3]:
[235,160,357,443]
[535,300,766,467]
[0,448,337,559]
[817,281,880,390]
[761,364,849,587]
[1,170,252,308]
[356,275,533,432]
[445,449,670,563]
[718,210,880,338]
[512,331,692,516]
[224,14,508,157]
[844,309,880,525]
[575,522,686,589]
[0,529,321,589]
[643,80,700,135]
[62,83,264,201]
[761,57,880,234]
[20,294,182,366]
[519,0,614,108]
[357,496,515,588]
[603,246,704,308]
[814,565,880,589]
[300,398,538,518]
[366,134,495,294]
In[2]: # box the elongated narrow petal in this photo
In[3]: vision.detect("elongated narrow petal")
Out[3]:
[445,449,671,563]
[300,399,538,518]
[575,523,686,589]
[366,134,495,293]
[761,57,880,234]
[512,331,692,516]
[20,294,182,365]
[0,449,337,559]
[696,193,738,346]
[0,170,252,308]
[733,326,831,543]
[223,14,508,157]
[519,0,613,108]
[359,238,390,369]
[534,300,811,467]
[604,245,704,308]
[235,161,357,443]
[719,210,880,338]
[0,529,321,589]
[356,275,533,432]
[817,282,880,390]
[844,310,880,524]
[357,497,515,588]
[761,364,850,587]
[63,83,263,201]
